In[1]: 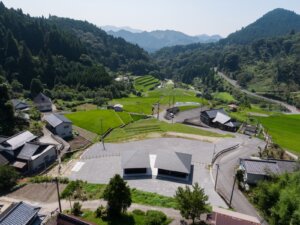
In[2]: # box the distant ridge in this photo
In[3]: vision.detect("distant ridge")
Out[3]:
[104,28,222,52]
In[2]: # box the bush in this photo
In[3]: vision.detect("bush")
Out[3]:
[132,209,145,216]
[144,210,167,225]
[29,176,69,184]
[0,166,19,192]
[72,202,82,216]
[94,205,106,218]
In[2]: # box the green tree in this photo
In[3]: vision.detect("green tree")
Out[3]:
[0,165,19,192]
[175,183,210,224]
[71,202,82,216]
[30,78,44,98]
[0,82,15,135]
[103,174,132,217]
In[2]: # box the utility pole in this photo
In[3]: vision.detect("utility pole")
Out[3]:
[157,102,160,120]
[229,174,237,207]
[214,163,220,191]
[212,144,216,163]
[100,119,105,150]
[55,177,62,213]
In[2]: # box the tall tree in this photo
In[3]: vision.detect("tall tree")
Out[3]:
[30,78,43,98]
[18,42,34,88]
[175,183,210,224]
[103,174,132,217]
[0,82,15,135]
[0,165,19,192]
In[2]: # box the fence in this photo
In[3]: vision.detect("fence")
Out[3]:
[211,144,240,164]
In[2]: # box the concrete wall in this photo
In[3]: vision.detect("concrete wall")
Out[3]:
[55,123,72,138]
[29,146,57,171]
[246,173,266,185]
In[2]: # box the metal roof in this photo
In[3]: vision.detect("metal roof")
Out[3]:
[155,151,192,174]
[212,111,231,124]
[224,121,240,128]
[44,113,72,127]
[33,93,51,104]
[121,150,150,169]
[11,99,29,110]
[0,201,41,225]
[212,206,261,225]
[202,108,226,119]
[241,159,299,176]
[0,131,37,150]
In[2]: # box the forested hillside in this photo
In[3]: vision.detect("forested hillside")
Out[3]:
[223,8,300,44]
[0,2,155,92]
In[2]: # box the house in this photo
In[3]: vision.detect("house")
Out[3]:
[15,142,56,172]
[11,99,29,111]
[207,206,261,225]
[44,113,73,138]
[0,131,37,157]
[155,151,192,180]
[240,158,299,184]
[0,201,45,225]
[34,93,52,112]
[113,104,123,112]
[122,150,151,176]
[200,109,240,132]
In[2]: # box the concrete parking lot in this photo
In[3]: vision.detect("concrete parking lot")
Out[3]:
[68,137,242,208]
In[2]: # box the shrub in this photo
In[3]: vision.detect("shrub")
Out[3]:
[72,202,82,216]
[144,210,167,225]
[94,205,106,218]
[132,209,145,216]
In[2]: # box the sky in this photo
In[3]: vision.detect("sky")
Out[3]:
[1,0,300,37]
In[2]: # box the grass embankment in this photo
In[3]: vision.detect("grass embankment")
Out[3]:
[177,105,201,111]
[66,110,133,135]
[106,119,231,143]
[213,92,237,103]
[81,210,172,225]
[62,182,178,209]
[134,75,161,92]
[110,88,207,114]
[256,114,300,153]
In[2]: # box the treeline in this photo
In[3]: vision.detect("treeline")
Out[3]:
[251,171,300,225]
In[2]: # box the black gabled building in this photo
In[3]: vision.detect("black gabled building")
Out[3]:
[200,108,240,132]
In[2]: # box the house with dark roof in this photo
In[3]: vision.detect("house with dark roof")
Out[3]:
[207,206,261,225]
[0,201,45,225]
[46,213,95,225]
[0,131,37,157]
[15,142,56,172]
[34,93,52,112]
[122,150,151,176]
[44,113,73,138]
[0,152,9,166]
[11,99,29,111]
[240,158,300,184]
[200,108,240,132]
[155,151,192,180]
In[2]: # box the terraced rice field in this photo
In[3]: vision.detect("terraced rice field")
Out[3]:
[134,75,161,92]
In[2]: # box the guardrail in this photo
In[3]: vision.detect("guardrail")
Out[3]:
[211,144,240,164]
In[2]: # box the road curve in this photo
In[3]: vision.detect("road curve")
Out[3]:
[217,72,300,114]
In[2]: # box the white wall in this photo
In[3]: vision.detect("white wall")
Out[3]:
[55,123,72,138]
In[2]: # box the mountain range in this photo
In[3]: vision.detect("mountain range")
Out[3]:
[103,27,222,52]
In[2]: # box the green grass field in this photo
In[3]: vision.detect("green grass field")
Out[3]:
[65,110,132,135]
[134,75,160,92]
[106,118,231,142]
[256,114,300,153]
[213,92,237,103]
[110,88,208,114]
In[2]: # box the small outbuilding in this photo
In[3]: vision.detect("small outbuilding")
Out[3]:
[122,150,151,176]
[155,151,192,180]
[11,99,29,111]
[113,104,123,112]
[34,93,52,112]
[44,113,73,138]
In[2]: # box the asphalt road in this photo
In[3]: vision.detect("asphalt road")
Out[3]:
[217,71,300,114]
[212,134,269,225]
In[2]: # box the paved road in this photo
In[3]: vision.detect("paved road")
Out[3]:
[217,71,300,114]
[212,135,268,225]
